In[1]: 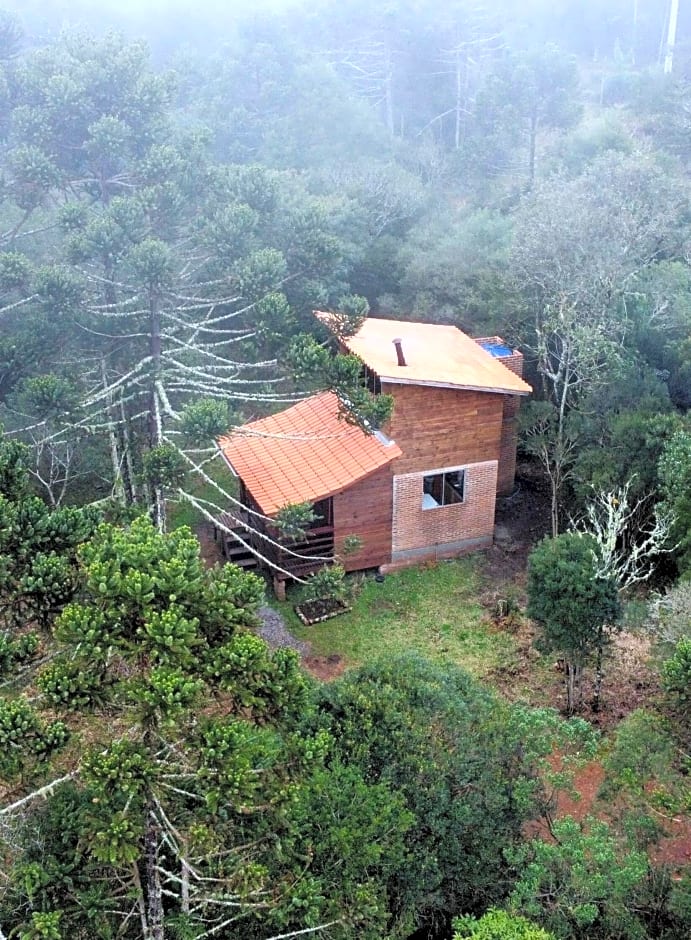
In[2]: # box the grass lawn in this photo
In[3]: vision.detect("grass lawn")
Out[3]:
[277,557,519,679]
[167,455,238,530]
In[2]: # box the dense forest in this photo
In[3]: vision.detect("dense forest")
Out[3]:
[0,1,690,938]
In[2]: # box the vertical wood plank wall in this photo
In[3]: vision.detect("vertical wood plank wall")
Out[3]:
[332,465,394,571]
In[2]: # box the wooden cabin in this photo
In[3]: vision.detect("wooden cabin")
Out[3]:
[218,316,531,594]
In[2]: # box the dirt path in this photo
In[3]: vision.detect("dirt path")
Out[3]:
[258,606,310,655]
[258,605,346,681]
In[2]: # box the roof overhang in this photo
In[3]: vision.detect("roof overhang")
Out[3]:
[377,375,531,395]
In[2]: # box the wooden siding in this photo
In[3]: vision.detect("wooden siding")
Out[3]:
[333,464,393,571]
[381,383,504,476]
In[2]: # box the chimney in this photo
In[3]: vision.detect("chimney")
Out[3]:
[392,337,406,367]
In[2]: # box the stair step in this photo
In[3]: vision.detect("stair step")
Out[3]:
[226,556,259,568]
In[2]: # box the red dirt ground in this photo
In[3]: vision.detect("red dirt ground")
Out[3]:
[302,654,346,682]
[527,756,691,874]
[488,464,691,873]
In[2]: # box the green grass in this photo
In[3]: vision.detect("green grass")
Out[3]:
[277,557,518,679]
[167,456,238,531]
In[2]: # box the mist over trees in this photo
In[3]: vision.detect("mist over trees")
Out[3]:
[1,1,691,938]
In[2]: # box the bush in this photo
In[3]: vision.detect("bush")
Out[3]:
[454,909,554,939]
[662,637,691,712]
[299,564,348,604]
[0,697,70,775]
[37,659,107,709]
[0,631,39,677]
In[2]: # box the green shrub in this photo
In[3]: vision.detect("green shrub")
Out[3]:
[662,637,691,707]
[0,631,39,677]
[300,564,348,604]
[454,909,554,939]
[37,659,107,709]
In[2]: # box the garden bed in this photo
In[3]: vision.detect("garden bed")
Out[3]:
[294,598,351,625]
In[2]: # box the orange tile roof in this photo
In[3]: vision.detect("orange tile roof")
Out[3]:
[218,391,401,516]
[316,313,532,395]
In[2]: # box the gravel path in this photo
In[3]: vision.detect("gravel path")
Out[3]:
[257,605,311,656]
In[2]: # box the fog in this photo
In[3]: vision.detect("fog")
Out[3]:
[0,0,305,56]
[3,0,690,65]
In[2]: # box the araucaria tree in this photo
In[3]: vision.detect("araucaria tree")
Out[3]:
[0,31,371,539]
[527,533,621,714]
[0,516,416,939]
[0,516,298,937]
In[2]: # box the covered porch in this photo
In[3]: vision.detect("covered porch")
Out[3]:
[216,391,401,594]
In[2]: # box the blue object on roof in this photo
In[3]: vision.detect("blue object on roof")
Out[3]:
[480,341,513,358]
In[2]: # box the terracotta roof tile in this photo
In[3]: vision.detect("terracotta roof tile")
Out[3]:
[218,391,401,516]
[316,313,532,395]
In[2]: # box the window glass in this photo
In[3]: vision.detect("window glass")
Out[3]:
[422,469,465,509]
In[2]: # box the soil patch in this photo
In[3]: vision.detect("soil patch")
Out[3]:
[487,459,553,583]
[527,754,691,875]
[294,598,350,625]
[480,462,660,730]
[196,522,225,568]
[488,615,660,731]
[302,654,347,682]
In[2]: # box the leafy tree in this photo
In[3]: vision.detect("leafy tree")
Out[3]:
[527,534,621,713]
[512,152,689,533]
[0,29,383,556]
[0,516,417,939]
[0,428,98,631]
[507,817,690,939]
[395,208,513,330]
[662,638,691,715]
[520,401,580,539]
[658,428,691,575]
[454,908,554,939]
[470,44,581,184]
[571,407,680,514]
[315,654,598,935]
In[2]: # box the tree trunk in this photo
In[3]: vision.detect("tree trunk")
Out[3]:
[565,661,573,714]
[119,395,137,505]
[564,660,582,715]
[101,358,126,505]
[144,802,164,940]
[149,292,162,449]
[528,110,538,185]
[550,477,560,538]
[593,628,605,713]
[664,0,680,74]
[384,36,395,136]
[148,293,166,533]
[181,855,190,915]
[454,47,468,150]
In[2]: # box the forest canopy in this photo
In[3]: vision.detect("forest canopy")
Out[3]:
[0,1,690,939]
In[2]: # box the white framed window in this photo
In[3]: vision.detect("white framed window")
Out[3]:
[422,468,465,509]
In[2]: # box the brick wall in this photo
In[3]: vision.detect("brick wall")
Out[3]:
[391,460,497,561]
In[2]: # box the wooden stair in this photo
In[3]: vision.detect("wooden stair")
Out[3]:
[222,535,259,569]
[215,511,259,570]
